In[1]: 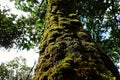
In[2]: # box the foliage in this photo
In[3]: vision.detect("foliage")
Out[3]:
[0,63,9,80]
[0,0,46,50]
[10,0,46,50]
[75,0,120,62]
[0,56,33,80]
[0,8,22,48]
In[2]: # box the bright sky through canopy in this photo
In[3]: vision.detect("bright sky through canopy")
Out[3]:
[0,0,29,17]
[0,48,39,67]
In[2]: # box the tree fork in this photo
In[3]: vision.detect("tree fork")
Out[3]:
[34,0,120,80]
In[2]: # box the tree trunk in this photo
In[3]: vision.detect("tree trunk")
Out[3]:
[34,0,119,80]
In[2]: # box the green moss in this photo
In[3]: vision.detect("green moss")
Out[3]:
[40,71,49,80]
[70,19,80,25]
[50,16,57,23]
[56,10,63,15]
[49,25,65,32]
[59,17,71,26]
[47,31,60,43]
[48,45,59,55]
[47,41,67,61]
[66,41,81,53]
[81,41,97,52]
[55,32,73,42]
[71,19,80,23]
[40,62,51,71]
[69,13,78,19]
[100,73,116,80]
[49,55,75,79]
[77,32,90,40]
[51,6,57,13]
[73,55,115,80]
[39,40,47,53]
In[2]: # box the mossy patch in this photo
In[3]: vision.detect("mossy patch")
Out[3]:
[69,13,78,19]
[49,55,76,80]
[81,40,97,52]
[77,32,90,41]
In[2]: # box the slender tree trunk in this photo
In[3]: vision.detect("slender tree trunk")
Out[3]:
[34,0,119,80]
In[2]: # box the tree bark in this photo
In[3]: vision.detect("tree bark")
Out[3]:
[34,0,119,80]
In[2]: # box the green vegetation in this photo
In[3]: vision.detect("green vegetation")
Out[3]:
[0,56,33,80]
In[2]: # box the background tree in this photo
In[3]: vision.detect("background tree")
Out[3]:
[0,56,33,80]
[0,63,9,80]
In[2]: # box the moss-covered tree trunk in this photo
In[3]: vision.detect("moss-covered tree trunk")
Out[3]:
[34,0,119,80]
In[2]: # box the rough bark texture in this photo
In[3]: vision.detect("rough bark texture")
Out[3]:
[34,0,119,80]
